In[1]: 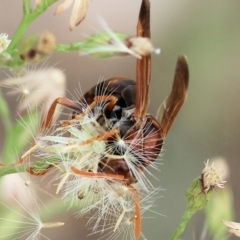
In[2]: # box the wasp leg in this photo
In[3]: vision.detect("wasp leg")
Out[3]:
[6,98,78,171]
[42,97,80,130]
[156,56,189,137]
[95,95,119,116]
[129,187,141,239]
[71,166,124,180]
[80,129,119,145]
[63,128,119,152]
[74,95,118,121]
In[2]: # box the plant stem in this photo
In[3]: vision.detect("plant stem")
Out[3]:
[23,0,32,15]
[56,43,85,52]
[169,208,196,240]
[7,0,58,51]
[0,88,12,134]
[0,165,26,178]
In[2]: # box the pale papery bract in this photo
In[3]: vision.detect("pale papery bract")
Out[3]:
[222,220,240,238]
[54,0,91,30]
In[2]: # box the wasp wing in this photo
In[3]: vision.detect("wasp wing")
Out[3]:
[134,0,151,122]
[156,55,189,137]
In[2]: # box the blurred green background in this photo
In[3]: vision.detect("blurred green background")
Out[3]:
[1,0,240,239]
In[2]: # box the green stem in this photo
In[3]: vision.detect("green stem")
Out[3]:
[169,208,196,240]
[0,165,26,178]
[0,88,12,134]
[56,43,86,52]
[23,0,32,15]
[7,0,58,51]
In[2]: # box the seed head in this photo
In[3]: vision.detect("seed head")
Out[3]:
[201,160,226,191]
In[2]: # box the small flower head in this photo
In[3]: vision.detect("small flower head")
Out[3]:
[201,159,226,191]
[186,160,226,212]
[54,0,91,30]
[222,220,240,237]
[0,33,11,53]
[204,158,234,239]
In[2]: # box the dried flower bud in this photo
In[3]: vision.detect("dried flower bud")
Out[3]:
[127,37,159,56]
[18,31,56,62]
[37,30,56,55]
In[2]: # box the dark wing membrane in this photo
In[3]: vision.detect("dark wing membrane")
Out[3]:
[156,55,189,137]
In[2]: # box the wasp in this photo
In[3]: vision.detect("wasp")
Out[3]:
[21,0,189,238]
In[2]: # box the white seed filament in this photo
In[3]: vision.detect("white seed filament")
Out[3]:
[21,144,39,159]
[105,154,125,159]
[56,171,70,194]
[41,222,64,228]
[114,210,126,232]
